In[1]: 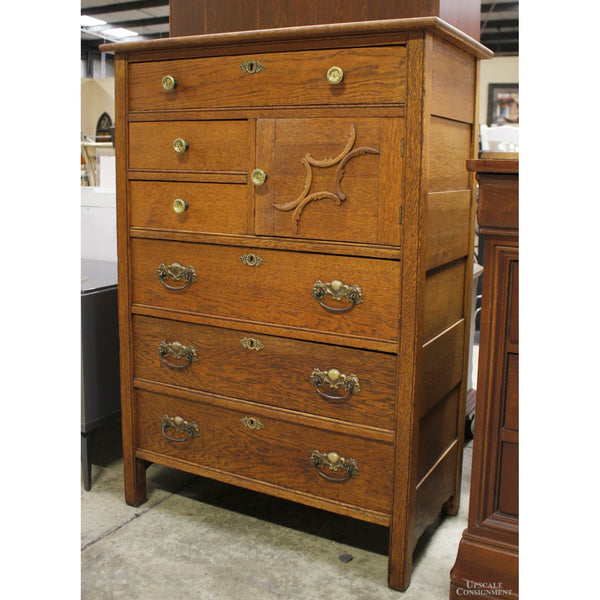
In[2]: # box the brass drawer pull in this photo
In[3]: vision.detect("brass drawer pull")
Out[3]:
[310,368,360,401]
[173,137,189,153]
[310,450,358,483]
[239,253,264,267]
[239,59,264,74]
[157,262,198,290]
[312,280,363,313]
[158,341,198,369]
[240,416,264,430]
[326,66,344,85]
[172,198,188,214]
[161,75,178,90]
[250,168,267,186]
[161,414,199,443]
[240,337,264,351]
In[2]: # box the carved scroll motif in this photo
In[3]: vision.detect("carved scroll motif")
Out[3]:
[273,124,379,232]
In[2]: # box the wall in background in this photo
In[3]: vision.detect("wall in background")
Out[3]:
[81,78,115,139]
[478,56,519,124]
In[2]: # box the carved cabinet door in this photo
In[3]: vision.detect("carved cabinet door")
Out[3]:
[254,118,405,245]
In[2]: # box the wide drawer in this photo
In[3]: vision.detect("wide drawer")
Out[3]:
[130,238,401,343]
[129,180,248,235]
[134,388,394,516]
[128,121,249,173]
[128,46,407,112]
[132,314,396,429]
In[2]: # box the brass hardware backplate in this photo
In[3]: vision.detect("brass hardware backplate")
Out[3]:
[310,450,359,482]
[239,60,264,74]
[158,341,198,368]
[157,263,198,289]
[240,337,264,351]
[161,414,200,441]
[312,280,363,305]
[310,368,360,392]
[240,416,264,430]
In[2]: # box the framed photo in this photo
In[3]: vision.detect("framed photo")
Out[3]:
[487,83,519,126]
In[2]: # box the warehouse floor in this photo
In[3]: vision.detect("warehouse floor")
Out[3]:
[82,417,473,599]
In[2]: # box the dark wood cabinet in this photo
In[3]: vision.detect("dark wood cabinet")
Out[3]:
[102,19,490,591]
[169,0,481,41]
[450,157,519,598]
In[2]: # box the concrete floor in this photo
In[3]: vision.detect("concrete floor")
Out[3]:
[81,418,473,599]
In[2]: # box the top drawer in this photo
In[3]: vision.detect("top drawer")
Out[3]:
[128,46,407,111]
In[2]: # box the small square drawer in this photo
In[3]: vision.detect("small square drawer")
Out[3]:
[132,314,396,429]
[130,238,402,344]
[135,388,394,516]
[128,120,249,173]
[129,181,248,235]
[128,46,407,111]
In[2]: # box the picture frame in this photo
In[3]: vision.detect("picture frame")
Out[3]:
[487,83,519,126]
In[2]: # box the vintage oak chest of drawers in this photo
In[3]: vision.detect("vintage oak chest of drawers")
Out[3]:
[102,19,491,591]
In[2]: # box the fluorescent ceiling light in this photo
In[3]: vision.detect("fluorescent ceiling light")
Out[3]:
[81,16,106,27]
[104,28,139,38]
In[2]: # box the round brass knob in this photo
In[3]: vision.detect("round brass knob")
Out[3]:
[161,75,178,91]
[326,66,344,85]
[250,168,267,186]
[172,138,189,153]
[172,198,188,214]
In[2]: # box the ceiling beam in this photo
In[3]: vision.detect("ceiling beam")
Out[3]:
[481,18,519,31]
[481,2,519,12]
[82,1,169,17]
[84,16,169,33]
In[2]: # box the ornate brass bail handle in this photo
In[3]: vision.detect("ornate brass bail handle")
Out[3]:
[310,450,359,483]
[161,414,200,443]
[157,262,198,290]
[158,340,198,369]
[312,280,363,313]
[310,368,360,401]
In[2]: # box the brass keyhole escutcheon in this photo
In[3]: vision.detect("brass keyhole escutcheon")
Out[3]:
[173,138,189,153]
[161,75,177,90]
[240,253,264,267]
[239,59,265,74]
[326,66,344,85]
[172,198,188,214]
[250,168,267,186]
[240,416,264,430]
[240,337,264,351]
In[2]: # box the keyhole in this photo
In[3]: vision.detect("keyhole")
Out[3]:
[246,61,256,73]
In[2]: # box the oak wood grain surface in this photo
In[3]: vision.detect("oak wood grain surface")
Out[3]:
[132,314,397,430]
[129,46,407,111]
[104,15,489,592]
[135,387,394,515]
[130,237,402,343]
[129,180,249,235]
